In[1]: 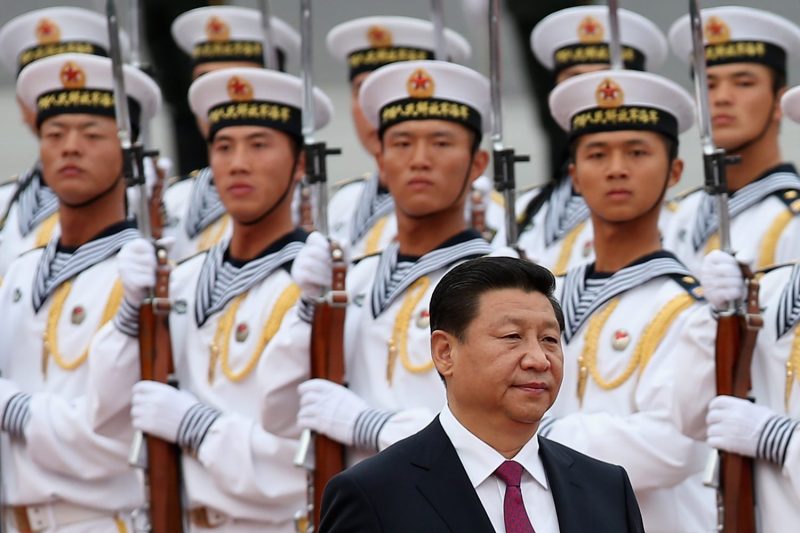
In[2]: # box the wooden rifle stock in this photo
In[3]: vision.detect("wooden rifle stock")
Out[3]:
[138,247,184,533]
[714,266,762,533]
[309,243,347,529]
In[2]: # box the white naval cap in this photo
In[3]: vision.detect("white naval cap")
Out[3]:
[781,86,800,124]
[188,67,333,141]
[172,6,300,71]
[531,6,667,74]
[327,16,471,80]
[0,7,130,77]
[16,53,161,131]
[549,70,695,141]
[669,6,800,74]
[359,60,491,136]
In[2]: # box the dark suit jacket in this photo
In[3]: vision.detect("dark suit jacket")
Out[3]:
[320,417,644,533]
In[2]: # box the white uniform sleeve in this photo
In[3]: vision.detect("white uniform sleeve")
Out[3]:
[198,412,305,508]
[546,306,711,491]
[377,407,437,451]
[24,322,140,480]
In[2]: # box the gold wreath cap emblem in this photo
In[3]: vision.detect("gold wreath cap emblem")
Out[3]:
[595,78,624,109]
[704,16,731,45]
[367,25,393,48]
[406,68,435,99]
[36,18,61,45]
[60,61,86,89]
[227,75,254,102]
[577,16,605,44]
[206,16,231,42]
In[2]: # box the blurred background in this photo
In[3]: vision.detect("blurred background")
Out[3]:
[0,0,798,194]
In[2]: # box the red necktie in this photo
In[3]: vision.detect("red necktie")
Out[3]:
[494,460,536,533]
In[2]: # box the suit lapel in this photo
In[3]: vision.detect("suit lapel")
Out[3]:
[539,436,594,533]
[412,418,495,533]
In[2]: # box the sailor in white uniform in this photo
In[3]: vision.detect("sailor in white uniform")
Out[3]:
[0,52,160,532]
[0,7,129,275]
[535,70,717,532]
[495,6,669,274]
[663,6,800,274]
[675,85,800,533]
[90,67,333,531]
[281,60,494,465]
[161,5,301,261]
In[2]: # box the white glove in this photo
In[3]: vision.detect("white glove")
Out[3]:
[291,232,333,300]
[700,250,744,311]
[118,238,156,308]
[131,380,198,444]
[298,379,369,446]
[706,395,774,458]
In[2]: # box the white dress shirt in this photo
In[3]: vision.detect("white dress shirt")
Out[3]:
[439,404,560,533]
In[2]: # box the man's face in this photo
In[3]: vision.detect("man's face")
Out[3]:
[210,125,303,224]
[39,114,123,206]
[377,119,487,218]
[569,130,682,223]
[555,63,610,85]
[436,288,564,429]
[350,72,380,157]
[707,63,782,151]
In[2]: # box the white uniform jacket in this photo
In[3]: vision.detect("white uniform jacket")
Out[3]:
[543,251,716,533]
[0,222,143,514]
[663,164,800,274]
[91,229,311,531]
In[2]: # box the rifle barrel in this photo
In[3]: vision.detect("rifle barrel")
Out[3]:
[607,0,623,70]
[259,0,279,70]
[430,0,446,60]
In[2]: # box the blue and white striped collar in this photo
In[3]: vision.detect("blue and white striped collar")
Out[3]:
[194,229,308,326]
[370,229,493,318]
[185,167,226,239]
[32,220,139,312]
[350,172,395,245]
[560,251,692,342]
[692,164,800,251]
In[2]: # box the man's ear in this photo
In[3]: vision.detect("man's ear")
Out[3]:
[667,158,684,189]
[431,329,456,380]
[470,149,490,181]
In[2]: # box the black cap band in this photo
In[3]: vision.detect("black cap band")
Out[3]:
[378,97,481,136]
[17,41,107,76]
[347,47,433,80]
[35,88,141,140]
[704,40,786,74]
[568,105,678,142]
[207,100,301,140]
[553,44,645,75]
[192,40,287,72]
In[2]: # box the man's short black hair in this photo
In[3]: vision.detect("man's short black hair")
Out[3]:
[430,257,565,341]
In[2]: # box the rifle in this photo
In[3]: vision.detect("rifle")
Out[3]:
[293,1,345,530]
[258,0,279,70]
[607,0,624,71]
[687,2,759,532]
[106,1,184,531]
[488,0,529,250]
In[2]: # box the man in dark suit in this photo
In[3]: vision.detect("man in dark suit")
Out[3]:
[320,257,644,532]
